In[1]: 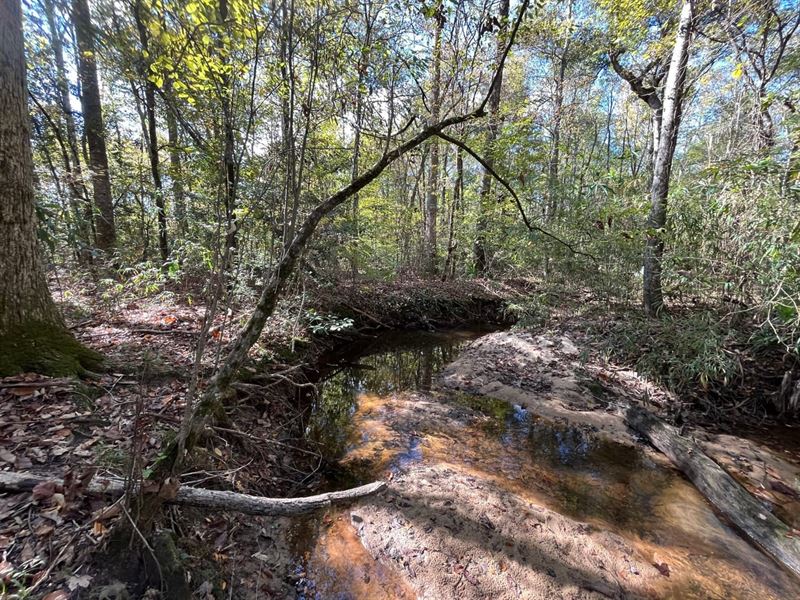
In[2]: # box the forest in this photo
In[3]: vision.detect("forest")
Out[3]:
[1,0,799,597]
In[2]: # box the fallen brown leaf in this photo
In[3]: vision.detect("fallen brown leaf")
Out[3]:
[770,479,800,499]
[32,480,57,501]
[654,562,670,577]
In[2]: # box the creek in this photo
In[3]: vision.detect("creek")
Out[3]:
[286,329,798,599]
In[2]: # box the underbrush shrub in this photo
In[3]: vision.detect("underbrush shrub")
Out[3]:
[667,161,800,355]
[600,309,744,398]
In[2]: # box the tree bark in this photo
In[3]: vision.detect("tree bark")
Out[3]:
[72,0,116,252]
[423,2,444,276]
[279,0,297,247]
[164,82,187,237]
[349,1,374,280]
[474,0,508,276]
[219,0,238,259]
[444,146,462,280]
[643,0,693,316]
[754,90,773,150]
[0,0,101,376]
[546,30,570,221]
[0,0,61,333]
[0,471,386,517]
[134,0,169,264]
[626,406,800,579]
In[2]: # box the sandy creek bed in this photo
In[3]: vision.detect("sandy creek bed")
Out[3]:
[253,330,800,599]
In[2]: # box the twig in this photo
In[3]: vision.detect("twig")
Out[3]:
[343,303,391,328]
[211,425,322,457]
[130,328,198,336]
[454,555,474,590]
[26,528,83,595]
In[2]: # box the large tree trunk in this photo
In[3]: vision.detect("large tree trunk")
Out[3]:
[0,0,101,376]
[474,0,509,276]
[72,0,116,252]
[134,0,169,264]
[643,0,693,316]
[423,2,444,276]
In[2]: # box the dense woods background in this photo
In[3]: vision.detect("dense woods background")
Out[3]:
[13,0,798,362]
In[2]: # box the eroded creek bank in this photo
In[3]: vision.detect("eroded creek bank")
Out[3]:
[262,330,800,599]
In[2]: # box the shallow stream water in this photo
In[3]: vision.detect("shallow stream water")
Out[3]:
[287,330,799,599]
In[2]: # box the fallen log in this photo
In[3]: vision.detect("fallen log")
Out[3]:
[0,471,387,517]
[626,405,800,579]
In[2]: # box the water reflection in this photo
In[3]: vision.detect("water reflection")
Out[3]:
[305,330,484,461]
[446,393,676,536]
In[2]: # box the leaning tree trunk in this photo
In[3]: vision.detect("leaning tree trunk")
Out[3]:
[163,0,531,476]
[643,0,693,317]
[0,0,102,376]
[73,0,116,253]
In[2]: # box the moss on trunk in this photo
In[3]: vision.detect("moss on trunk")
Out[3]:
[0,320,103,376]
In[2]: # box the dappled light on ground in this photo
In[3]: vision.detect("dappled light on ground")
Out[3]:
[292,331,799,599]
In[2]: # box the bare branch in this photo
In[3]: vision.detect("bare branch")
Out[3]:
[434,131,596,261]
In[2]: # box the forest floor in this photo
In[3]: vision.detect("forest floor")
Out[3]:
[1,275,799,598]
[0,275,516,598]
